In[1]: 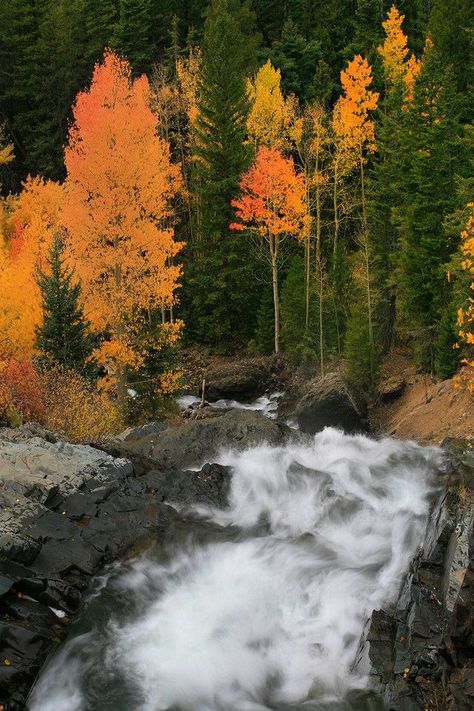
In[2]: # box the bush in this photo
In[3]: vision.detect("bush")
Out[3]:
[0,358,122,441]
[0,357,45,425]
[40,366,123,442]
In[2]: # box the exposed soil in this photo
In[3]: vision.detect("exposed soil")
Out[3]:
[370,347,474,444]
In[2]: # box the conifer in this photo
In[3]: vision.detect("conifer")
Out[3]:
[35,236,95,375]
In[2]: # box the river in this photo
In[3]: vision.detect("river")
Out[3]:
[28,427,442,711]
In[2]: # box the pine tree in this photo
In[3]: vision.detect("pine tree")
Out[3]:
[396,42,468,372]
[182,0,259,349]
[112,0,153,75]
[428,0,473,111]
[35,236,95,374]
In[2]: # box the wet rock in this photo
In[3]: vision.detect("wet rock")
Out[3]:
[294,372,365,434]
[104,408,293,473]
[145,463,232,509]
[199,360,269,402]
[363,437,474,711]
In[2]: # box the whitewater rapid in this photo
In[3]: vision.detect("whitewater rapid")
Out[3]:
[28,428,443,711]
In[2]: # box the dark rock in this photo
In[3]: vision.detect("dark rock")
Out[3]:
[363,438,474,711]
[294,372,365,434]
[146,463,232,509]
[0,574,14,597]
[104,408,292,473]
[199,361,269,402]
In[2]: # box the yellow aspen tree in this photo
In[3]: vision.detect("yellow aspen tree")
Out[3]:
[62,51,182,405]
[0,178,63,360]
[247,60,296,151]
[231,147,308,355]
[378,5,421,100]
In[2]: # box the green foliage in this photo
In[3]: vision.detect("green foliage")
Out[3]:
[263,19,323,102]
[344,296,378,399]
[428,0,473,112]
[126,317,183,423]
[395,46,468,372]
[35,236,96,375]
[112,0,153,75]
[182,0,259,349]
[252,286,275,355]
[434,304,460,380]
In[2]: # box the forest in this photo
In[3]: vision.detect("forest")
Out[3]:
[0,0,473,438]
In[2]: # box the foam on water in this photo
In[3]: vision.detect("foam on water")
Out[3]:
[28,428,443,711]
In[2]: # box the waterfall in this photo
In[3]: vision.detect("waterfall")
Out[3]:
[28,428,442,711]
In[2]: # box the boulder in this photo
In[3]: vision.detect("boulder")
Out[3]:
[294,372,365,434]
[377,376,406,403]
[199,361,269,402]
[105,408,292,472]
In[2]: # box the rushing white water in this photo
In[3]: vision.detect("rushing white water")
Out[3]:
[177,392,282,419]
[28,428,443,711]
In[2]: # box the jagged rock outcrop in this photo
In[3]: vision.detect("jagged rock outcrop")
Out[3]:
[361,438,474,710]
[102,408,293,473]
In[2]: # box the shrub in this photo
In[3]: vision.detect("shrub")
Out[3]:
[40,366,123,442]
[0,357,45,425]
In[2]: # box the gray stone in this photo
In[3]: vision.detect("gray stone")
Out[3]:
[294,372,365,434]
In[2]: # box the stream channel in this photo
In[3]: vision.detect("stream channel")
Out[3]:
[27,420,442,711]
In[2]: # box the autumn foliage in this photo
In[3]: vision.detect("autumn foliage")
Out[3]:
[232,146,307,353]
[231,146,307,240]
[378,5,421,100]
[62,50,182,384]
[0,358,45,424]
[0,358,122,441]
[0,177,62,359]
[332,55,379,163]
[456,205,474,391]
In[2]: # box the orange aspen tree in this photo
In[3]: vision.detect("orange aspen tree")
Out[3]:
[247,60,296,151]
[231,146,307,354]
[378,5,421,99]
[62,50,182,403]
[332,55,379,365]
[0,177,62,359]
[456,204,474,391]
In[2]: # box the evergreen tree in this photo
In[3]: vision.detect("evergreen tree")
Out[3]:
[264,19,323,102]
[396,45,468,372]
[35,236,95,374]
[112,0,153,75]
[428,0,473,112]
[81,0,118,71]
[182,0,259,349]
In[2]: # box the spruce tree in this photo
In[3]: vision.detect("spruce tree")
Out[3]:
[396,45,468,372]
[182,0,259,349]
[112,0,153,75]
[35,236,95,375]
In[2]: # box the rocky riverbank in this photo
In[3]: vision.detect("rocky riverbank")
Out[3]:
[1,359,473,710]
[361,437,474,711]
[0,412,293,709]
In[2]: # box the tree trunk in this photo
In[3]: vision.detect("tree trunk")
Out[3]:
[360,153,374,378]
[270,233,280,355]
[333,161,340,269]
[304,175,311,331]
[315,180,324,375]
